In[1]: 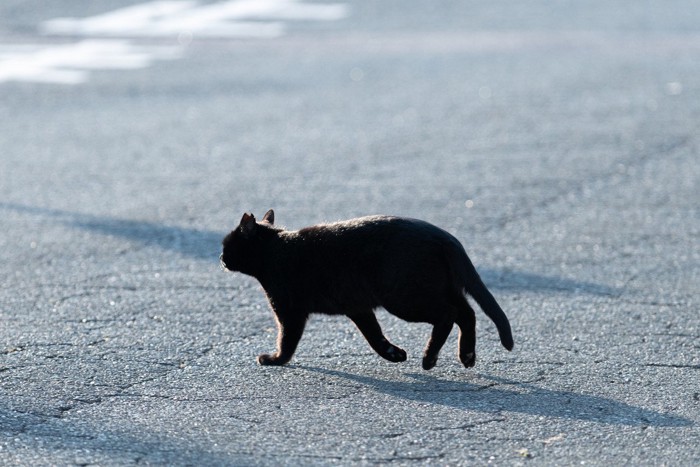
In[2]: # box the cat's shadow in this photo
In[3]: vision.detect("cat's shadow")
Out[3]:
[296,365,692,428]
[2,202,619,295]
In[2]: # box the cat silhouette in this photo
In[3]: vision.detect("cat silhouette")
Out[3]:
[221,210,513,369]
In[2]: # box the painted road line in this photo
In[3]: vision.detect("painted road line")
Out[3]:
[1,0,348,85]
[41,0,348,39]
[0,40,180,84]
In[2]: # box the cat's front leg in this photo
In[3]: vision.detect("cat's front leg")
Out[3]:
[258,312,306,366]
[349,313,407,363]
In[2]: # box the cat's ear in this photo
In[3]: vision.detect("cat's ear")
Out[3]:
[239,212,256,237]
[262,209,275,225]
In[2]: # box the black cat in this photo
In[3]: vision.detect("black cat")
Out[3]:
[221,210,513,369]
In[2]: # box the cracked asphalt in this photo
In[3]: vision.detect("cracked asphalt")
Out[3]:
[1,1,699,465]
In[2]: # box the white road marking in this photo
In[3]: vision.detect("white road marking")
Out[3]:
[0,0,348,84]
[0,40,180,84]
[41,0,348,39]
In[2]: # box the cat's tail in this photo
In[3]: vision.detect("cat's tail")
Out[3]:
[464,269,514,351]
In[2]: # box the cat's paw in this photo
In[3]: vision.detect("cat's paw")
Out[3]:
[422,355,438,370]
[384,345,407,363]
[257,353,286,366]
[460,352,476,368]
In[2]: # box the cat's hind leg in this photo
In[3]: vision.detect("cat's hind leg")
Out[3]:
[349,312,407,363]
[258,312,306,366]
[453,298,477,368]
[422,319,454,370]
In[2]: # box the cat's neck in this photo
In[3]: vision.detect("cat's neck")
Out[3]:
[251,228,287,284]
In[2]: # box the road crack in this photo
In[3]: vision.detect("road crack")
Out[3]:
[644,363,700,370]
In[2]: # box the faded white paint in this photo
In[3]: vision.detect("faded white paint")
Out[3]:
[0,40,180,84]
[41,0,348,39]
[0,0,348,84]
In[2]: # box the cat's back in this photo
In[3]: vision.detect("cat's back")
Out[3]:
[297,215,400,236]
[296,215,418,238]
[291,215,462,251]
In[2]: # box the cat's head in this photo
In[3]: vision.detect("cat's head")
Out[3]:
[220,209,276,276]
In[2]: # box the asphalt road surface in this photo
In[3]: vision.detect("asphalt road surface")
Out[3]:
[1,1,699,465]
